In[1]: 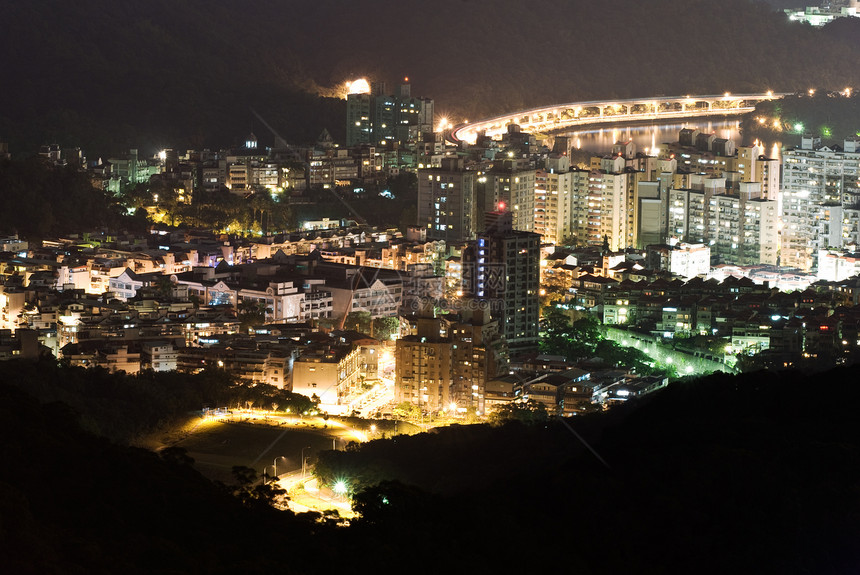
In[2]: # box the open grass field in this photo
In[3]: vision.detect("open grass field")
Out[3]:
[175,420,338,484]
[169,412,425,485]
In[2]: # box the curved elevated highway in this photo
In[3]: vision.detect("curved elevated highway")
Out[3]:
[450,92,789,144]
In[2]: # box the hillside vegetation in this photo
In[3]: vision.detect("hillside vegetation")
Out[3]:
[2,0,859,157]
[3,359,859,573]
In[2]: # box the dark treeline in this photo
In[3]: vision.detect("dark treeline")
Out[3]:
[742,91,860,146]
[0,157,134,237]
[0,359,314,445]
[2,0,860,157]
[319,367,860,574]
[0,378,340,575]
[4,358,860,573]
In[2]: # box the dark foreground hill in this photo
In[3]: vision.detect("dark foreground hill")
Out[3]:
[3,360,860,573]
[1,0,859,157]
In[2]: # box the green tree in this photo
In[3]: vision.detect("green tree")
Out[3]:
[372,317,399,341]
[387,172,417,199]
[487,399,549,425]
[393,401,421,420]
[595,339,654,374]
[541,307,601,359]
[237,299,267,331]
[399,205,417,235]
[352,480,435,525]
[228,465,287,509]
[343,311,372,335]
[153,276,175,301]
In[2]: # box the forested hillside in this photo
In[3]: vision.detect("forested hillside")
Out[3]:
[1,0,858,157]
[3,359,860,573]
[741,90,860,146]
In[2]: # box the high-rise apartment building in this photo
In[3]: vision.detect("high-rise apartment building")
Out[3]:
[394,312,453,413]
[668,180,778,266]
[394,302,507,414]
[450,305,508,414]
[346,92,373,147]
[475,158,536,233]
[417,157,477,243]
[734,144,780,200]
[462,212,540,354]
[585,168,629,251]
[346,82,434,147]
[534,156,589,245]
[782,136,860,271]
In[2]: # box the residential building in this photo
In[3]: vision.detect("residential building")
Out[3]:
[395,302,507,415]
[291,342,361,410]
[141,340,178,372]
[585,168,630,251]
[394,311,453,413]
[535,159,589,245]
[476,158,536,233]
[418,157,477,243]
[782,136,860,271]
[463,211,540,354]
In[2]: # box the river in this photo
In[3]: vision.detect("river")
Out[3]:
[559,118,783,160]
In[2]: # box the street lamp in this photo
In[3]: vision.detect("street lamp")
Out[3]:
[261,465,276,486]
[301,446,311,479]
[273,456,286,479]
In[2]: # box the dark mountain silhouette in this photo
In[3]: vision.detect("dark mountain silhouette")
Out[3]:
[1,0,858,158]
[822,15,860,50]
[2,358,860,573]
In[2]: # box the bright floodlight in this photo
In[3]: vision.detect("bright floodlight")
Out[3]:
[333,480,347,495]
[347,78,371,95]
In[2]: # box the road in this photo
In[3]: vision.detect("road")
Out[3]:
[344,378,395,418]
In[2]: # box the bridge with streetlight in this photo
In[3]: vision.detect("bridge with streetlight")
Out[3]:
[449,92,789,144]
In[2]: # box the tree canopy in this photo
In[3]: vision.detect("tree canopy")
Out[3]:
[3,358,860,572]
[0,157,131,237]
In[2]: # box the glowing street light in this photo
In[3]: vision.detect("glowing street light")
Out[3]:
[333,479,349,501]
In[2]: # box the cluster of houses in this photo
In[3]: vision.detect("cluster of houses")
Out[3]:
[543,244,860,366]
[486,355,668,416]
[0,228,448,412]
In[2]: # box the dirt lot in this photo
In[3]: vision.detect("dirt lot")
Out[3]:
[173,420,340,484]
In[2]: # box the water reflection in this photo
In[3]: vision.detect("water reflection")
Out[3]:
[561,119,781,159]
